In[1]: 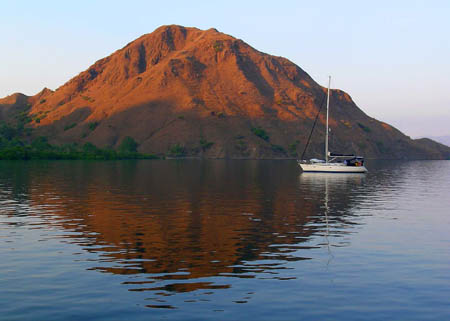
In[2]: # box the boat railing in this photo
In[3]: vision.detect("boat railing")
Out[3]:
[298,158,326,164]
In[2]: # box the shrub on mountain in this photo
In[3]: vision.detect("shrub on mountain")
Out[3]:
[119,136,138,153]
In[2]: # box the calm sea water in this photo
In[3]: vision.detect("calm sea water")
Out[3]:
[0,160,449,320]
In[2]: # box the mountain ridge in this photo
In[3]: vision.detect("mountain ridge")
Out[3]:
[1,25,449,159]
[419,135,450,147]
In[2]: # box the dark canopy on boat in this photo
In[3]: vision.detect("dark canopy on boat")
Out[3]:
[329,152,356,157]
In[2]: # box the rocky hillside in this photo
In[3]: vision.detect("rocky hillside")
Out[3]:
[1,25,449,159]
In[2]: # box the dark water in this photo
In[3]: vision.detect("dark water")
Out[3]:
[0,160,449,320]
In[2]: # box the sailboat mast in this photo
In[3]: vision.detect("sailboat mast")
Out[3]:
[325,76,331,163]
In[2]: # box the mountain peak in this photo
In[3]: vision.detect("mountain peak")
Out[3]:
[0,92,29,106]
[1,25,448,160]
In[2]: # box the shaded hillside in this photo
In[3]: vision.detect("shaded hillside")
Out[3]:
[1,25,449,159]
[413,138,450,158]
[422,135,450,147]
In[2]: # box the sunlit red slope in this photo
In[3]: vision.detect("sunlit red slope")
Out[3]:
[1,25,448,159]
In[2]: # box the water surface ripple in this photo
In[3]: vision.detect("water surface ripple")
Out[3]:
[0,160,449,320]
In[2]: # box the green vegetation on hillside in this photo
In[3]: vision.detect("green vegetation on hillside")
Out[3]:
[0,122,157,160]
[88,121,99,131]
[64,123,77,131]
[119,136,138,153]
[168,144,186,157]
[357,122,371,133]
[251,127,269,141]
[199,138,214,151]
[213,40,224,52]
[270,144,286,154]
[288,141,299,157]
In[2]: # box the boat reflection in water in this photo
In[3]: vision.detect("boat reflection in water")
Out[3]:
[0,160,368,310]
[299,172,367,255]
[299,172,366,186]
[2,160,448,320]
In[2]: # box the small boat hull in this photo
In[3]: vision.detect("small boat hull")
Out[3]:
[298,162,368,173]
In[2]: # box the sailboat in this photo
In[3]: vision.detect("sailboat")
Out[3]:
[298,76,368,173]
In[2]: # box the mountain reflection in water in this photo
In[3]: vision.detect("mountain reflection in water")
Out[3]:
[0,160,367,308]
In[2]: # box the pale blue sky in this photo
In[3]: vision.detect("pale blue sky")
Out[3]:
[1,0,449,137]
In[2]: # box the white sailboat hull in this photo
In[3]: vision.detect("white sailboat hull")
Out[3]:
[298,162,368,173]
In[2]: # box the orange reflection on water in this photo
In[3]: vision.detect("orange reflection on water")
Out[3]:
[2,160,364,296]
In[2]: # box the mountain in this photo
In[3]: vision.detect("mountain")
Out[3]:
[421,136,450,147]
[1,25,449,159]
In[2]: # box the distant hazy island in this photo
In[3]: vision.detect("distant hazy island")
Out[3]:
[1,25,449,160]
